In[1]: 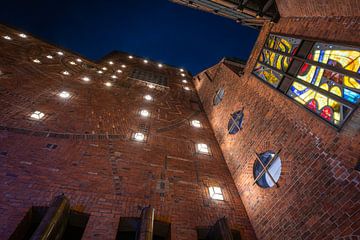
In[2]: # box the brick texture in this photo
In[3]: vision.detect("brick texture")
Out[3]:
[276,0,360,18]
[194,18,360,240]
[0,24,256,239]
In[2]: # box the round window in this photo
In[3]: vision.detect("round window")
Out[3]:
[228,110,244,134]
[213,88,224,106]
[253,151,281,188]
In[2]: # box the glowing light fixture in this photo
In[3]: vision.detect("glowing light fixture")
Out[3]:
[140,109,150,117]
[190,120,201,128]
[182,79,188,83]
[144,95,153,101]
[148,84,155,89]
[143,59,148,64]
[59,91,70,99]
[158,63,163,68]
[133,132,145,142]
[105,82,112,87]
[46,55,53,59]
[62,71,70,76]
[3,35,12,40]
[97,70,103,74]
[128,55,133,59]
[57,51,64,56]
[30,111,45,120]
[181,73,185,77]
[180,68,184,72]
[117,69,122,73]
[111,75,117,79]
[69,61,76,65]
[121,64,126,68]
[184,86,190,91]
[33,59,41,64]
[102,67,107,71]
[82,76,90,82]
[108,61,114,65]
[19,33,27,38]
[76,58,82,63]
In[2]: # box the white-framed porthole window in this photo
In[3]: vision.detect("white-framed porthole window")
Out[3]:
[253,150,282,188]
[30,111,45,120]
[208,186,224,200]
[213,88,224,106]
[196,143,210,154]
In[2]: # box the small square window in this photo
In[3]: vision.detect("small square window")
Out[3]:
[196,143,209,154]
[30,111,45,120]
[209,186,224,200]
[190,120,201,128]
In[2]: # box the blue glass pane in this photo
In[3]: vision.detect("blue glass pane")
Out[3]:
[228,110,244,135]
[344,88,360,103]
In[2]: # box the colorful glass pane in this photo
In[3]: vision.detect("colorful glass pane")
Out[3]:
[266,34,301,55]
[287,81,352,126]
[259,49,291,72]
[309,42,360,73]
[228,110,244,135]
[297,62,360,104]
[253,63,283,88]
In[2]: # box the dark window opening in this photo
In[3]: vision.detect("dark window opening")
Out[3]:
[9,207,89,240]
[197,227,242,240]
[46,144,58,149]
[116,217,171,240]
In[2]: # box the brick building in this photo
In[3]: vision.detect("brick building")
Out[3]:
[0,0,360,240]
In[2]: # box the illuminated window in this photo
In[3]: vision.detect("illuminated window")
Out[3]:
[213,88,224,106]
[253,33,360,128]
[140,109,150,117]
[196,143,209,154]
[30,111,44,120]
[228,109,244,134]
[19,33,27,38]
[208,187,224,200]
[144,95,153,101]
[190,120,201,128]
[133,132,145,142]
[59,91,70,99]
[253,150,281,188]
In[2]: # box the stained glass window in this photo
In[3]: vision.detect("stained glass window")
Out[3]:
[309,43,360,74]
[253,63,283,88]
[253,33,360,128]
[213,88,224,106]
[228,110,244,134]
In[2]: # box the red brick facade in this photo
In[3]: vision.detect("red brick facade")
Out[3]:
[0,24,256,239]
[194,17,360,240]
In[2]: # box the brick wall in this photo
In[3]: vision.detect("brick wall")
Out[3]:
[0,24,256,239]
[275,0,360,18]
[194,18,360,239]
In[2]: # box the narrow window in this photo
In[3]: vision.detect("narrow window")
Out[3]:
[228,110,244,134]
[213,88,224,106]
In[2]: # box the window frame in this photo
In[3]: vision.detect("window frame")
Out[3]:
[252,32,360,130]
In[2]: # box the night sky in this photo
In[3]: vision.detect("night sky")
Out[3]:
[0,0,258,74]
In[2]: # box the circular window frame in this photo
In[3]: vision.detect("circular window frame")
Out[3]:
[253,150,282,188]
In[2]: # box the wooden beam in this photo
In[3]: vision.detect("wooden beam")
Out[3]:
[30,194,70,240]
